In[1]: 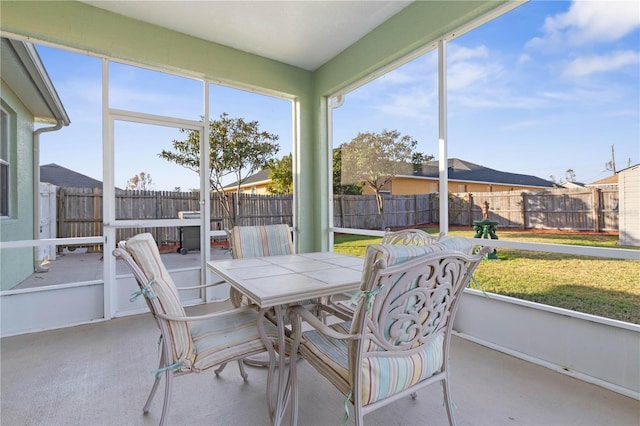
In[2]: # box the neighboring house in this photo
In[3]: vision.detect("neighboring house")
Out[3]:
[1,38,70,290]
[40,163,102,189]
[233,158,554,196]
[363,158,554,195]
[223,169,271,194]
[587,174,618,188]
[562,181,586,189]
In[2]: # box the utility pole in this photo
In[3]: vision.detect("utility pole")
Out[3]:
[610,144,616,175]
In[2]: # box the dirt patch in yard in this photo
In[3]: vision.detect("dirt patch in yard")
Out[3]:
[398,224,619,237]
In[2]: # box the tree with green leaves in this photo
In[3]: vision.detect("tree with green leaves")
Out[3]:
[340,129,420,229]
[266,154,293,194]
[333,147,362,195]
[159,113,280,223]
[126,171,153,190]
[411,152,434,174]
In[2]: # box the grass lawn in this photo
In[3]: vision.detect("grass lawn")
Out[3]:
[333,228,640,324]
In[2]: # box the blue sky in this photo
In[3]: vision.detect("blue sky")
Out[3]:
[37,1,639,190]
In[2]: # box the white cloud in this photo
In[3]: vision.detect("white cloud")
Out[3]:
[518,54,531,65]
[447,44,489,62]
[563,50,640,77]
[448,61,503,91]
[445,44,503,91]
[529,0,640,49]
[502,120,541,131]
[373,89,437,121]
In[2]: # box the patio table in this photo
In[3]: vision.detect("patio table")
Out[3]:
[207,252,364,426]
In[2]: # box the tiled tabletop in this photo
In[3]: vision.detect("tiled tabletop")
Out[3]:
[207,252,364,308]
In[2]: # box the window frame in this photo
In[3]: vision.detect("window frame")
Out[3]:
[0,107,10,218]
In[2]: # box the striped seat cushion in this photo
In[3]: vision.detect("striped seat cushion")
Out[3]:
[359,335,444,405]
[190,308,279,370]
[125,233,195,368]
[299,322,353,397]
[301,322,444,406]
[229,224,294,259]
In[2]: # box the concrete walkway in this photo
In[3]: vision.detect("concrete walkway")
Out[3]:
[14,246,232,290]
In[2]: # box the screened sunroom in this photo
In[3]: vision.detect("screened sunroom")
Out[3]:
[1,1,638,424]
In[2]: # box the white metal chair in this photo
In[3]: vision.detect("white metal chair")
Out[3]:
[333,229,449,317]
[226,224,294,308]
[288,242,491,425]
[215,224,296,373]
[113,232,278,426]
[381,228,443,245]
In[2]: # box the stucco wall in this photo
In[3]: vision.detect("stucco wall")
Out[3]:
[1,81,36,290]
[361,176,545,196]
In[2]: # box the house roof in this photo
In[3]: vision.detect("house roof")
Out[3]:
[40,164,102,189]
[224,169,271,189]
[1,38,70,126]
[411,158,554,188]
[233,158,554,190]
[588,174,618,185]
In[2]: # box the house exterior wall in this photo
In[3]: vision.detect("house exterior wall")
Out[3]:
[618,165,639,246]
[223,181,270,195]
[361,176,546,196]
[0,80,36,290]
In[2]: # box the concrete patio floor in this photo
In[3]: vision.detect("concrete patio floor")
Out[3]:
[1,301,638,426]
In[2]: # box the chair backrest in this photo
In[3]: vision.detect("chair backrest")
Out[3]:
[348,240,485,407]
[381,228,440,246]
[113,233,195,368]
[227,224,294,259]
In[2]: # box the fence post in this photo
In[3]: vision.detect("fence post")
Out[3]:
[468,193,474,226]
[340,195,345,228]
[592,187,602,232]
[521,192,527,229]
[58,188,65,239]
[155,191,162,243]
[232,193,238,225]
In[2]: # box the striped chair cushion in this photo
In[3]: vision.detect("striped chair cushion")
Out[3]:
[436,235,474,254]
[301,323,444,406]
[348,242,470,405]
[299,322,353,397]
[190,308,279,370]
[229,224,294,259]
[125,233,195,367]
[359,335,444,405]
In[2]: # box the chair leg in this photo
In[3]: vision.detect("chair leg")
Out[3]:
[214,362,227,377]
[143,375,161,414]
[237,359,249,381]
[442,378,456,426]
[159,370,173,426]
[288,348,299,426]
[143,352,165,414]
[214,360,249,380]
[354,402,364,426]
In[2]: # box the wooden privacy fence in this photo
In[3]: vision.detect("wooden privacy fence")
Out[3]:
[55,186,618,251]
[56,188,293,249]
[446,187,618,232]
